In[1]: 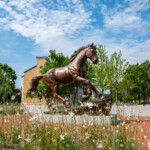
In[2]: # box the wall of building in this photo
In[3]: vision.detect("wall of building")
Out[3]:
[22,58,46,105]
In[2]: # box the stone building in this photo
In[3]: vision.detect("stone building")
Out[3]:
[22,57,46,104]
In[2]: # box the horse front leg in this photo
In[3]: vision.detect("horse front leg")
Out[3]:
[90,84,102,98]
[90,84,108,100]
[74,76,92,101]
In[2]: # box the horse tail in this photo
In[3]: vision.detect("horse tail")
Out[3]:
[28,75,43,94]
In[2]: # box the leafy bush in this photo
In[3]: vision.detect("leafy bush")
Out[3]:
[0,104,24,115]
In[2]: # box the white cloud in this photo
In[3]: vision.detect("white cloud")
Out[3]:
[0,0,94,56]
[0,0,150,88]
[0,0,150,64]
[0,0,92,37]
[100,0,150,34]
[77,29,150,65]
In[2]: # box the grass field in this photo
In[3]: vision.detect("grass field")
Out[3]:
[0,104,149,150]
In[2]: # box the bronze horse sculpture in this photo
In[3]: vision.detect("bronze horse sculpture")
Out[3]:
[28,44,106,109]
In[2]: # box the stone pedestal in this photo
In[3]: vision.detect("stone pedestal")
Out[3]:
[34,113,117,125]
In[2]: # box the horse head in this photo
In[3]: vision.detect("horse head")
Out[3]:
[85,43,98,64]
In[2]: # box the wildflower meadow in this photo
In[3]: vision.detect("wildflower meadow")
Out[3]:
[0,104,150,150]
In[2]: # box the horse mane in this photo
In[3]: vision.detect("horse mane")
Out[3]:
[70,43,96,62]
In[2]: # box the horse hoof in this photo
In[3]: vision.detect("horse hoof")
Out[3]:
[65,102,71,108]
[82,95,88,101]
[100,96,104,100]
[64,109,68,114]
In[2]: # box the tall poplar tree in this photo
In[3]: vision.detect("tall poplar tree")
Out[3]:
[106,51,128,100]
[94,44,108,94]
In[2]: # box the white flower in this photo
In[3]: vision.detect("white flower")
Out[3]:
[25,138,30,142]
[64,133,68,136]
[122,121,125,125]
[87,102,94,109]
[106,106,110,110]
[115,130,119,133]
[86,135,90,139]
[99,109,102,113]
[85,132,90,140]
[60,134,64,140]
[31,91,34,94]
[120,144,124,147]
[29,115,37,121]
[141,128,144,132]
[144,135,147,139]
[52,105,56,108]
[69,112,75,118]
[97,142,103,149]
[18,135,21,139]
[66,144,69,147]
[54,127,57,130]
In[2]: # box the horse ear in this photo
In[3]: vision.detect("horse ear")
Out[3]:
[91,43,94,47]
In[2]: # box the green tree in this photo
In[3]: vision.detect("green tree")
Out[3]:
[94,44,108,94]
[139,60,150,103]
[124,64,142,103]
[122,60,150,104]
[106,51,128,100]
[85,61,95,81]
[0,63,17,102]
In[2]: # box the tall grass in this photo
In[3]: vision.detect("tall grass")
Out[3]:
[0,103,24,115]
[0,104,148,150]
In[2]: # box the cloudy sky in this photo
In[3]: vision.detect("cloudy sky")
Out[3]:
[0,0,150,88]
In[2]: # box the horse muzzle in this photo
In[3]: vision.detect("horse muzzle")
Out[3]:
[93,59,98,64]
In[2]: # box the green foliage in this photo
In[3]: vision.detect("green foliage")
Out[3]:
[85,61,95,81]
[94,45,109,94]
[87,98,97,103]
[40,50,70,74]
[0,63,17,102]
[85,44,128,101]
[121,60,150,103]
[106,50,129,100]
[0,104,24,115]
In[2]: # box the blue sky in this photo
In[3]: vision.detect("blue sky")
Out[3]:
[0,0,150,88]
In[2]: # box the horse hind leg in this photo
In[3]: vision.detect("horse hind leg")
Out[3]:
[43,74,71,108]
[52,84,71,108]
[44,88,52,109]
[28,75,43,94]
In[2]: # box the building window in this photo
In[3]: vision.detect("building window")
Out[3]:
[39,66,43,69]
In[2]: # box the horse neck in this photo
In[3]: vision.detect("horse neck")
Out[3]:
[71,50,87,67]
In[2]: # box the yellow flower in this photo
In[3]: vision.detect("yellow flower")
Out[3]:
[148,140,150,146]
[148,140,150,149]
